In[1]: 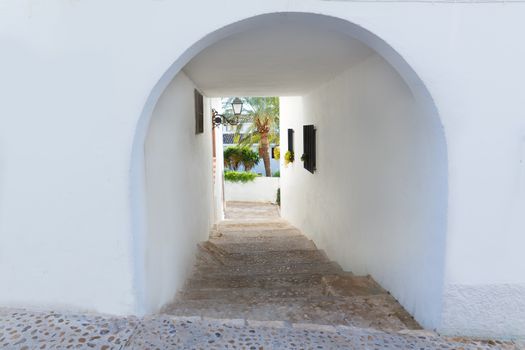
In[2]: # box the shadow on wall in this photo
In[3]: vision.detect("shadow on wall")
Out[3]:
[143,71,213,313]
[279,53,447,330]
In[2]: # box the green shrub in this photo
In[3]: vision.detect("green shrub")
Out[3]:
[224,147,242,170]
[224,146,260,171]
[224,170,258,183]
[273,170,280,177]
[240,147,260,171]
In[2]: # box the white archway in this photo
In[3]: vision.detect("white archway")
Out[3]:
[131,12,447,328]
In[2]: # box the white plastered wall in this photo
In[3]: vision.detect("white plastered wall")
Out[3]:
[212,98,225,223]
[280,53,448,330]
[225,177,280,203]
[144,71,213,312]
[0,1,524,338]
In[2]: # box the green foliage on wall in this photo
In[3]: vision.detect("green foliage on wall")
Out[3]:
[224,170,258,183]
[284,150,294,165]
[273,146,280,160]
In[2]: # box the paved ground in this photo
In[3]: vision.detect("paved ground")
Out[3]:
[0,202,522,349]
[1,309,521,349]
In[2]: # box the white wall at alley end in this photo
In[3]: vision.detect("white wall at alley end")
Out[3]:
[225,177,280,203]
[0,0,524,340]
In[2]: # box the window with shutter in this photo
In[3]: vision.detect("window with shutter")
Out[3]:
[303,125,316,173]
[194,89,204,134]
[287,128,294,153]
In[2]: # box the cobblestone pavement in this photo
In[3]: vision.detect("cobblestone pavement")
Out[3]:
[0,309,521,349]
[0,202,521,349]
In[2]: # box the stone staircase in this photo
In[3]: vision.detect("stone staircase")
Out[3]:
[163,205,421,332]
[0,202,519,349]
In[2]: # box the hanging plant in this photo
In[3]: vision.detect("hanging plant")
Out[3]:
[284,150,294,165]
[273,146,280,160]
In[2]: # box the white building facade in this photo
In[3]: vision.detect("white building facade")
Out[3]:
[0,0,524,340]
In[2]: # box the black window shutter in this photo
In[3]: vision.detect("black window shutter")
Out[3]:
[287,129,294,152]
[194,89,204,134]
[303,125,316,173]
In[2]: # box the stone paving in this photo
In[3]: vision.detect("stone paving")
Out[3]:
[0,308,521,349]
[0,202,522,349]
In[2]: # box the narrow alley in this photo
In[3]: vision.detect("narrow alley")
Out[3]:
[165,201,420,332]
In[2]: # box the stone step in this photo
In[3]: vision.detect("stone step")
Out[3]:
[217,227,303,238]
[200,247,331,267]
[195,242,225,266]
[186,272,326,290]
[179,274,388,300]
[196,241,228,264]
[218,219,291,231]
[185,273,384,298]
[222,250,330,266]
[194,261,342,278]
[225,212,280,220]
[164,294,417,331]
[210,236,318,253]
[321,274,387,297]
[177,285,326,301]
[212,225,306,233]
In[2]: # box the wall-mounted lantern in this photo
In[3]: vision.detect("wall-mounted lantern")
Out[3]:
[212,97,243,127]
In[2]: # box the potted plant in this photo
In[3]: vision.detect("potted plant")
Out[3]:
[273,146,280,160]
[284,150,294,165]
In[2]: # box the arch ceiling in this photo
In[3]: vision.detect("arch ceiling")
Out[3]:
[183,16,373,96]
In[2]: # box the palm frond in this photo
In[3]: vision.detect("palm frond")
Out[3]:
[222,96,280,148]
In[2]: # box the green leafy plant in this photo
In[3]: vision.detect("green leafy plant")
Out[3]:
[224,146,260,171]
[284,150,294,165]
[273,146,280,160]
[224,170,258,183]
[273,170,280,177]
[240,147,260,171]
[224,147,242,170]
[223,97,280,177]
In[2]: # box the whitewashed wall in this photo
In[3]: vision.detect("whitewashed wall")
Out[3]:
[144,71,213,312]
[280,53,448,330]
[225,177,280,203]
[212,98,226,223]
[0,1,524,338]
